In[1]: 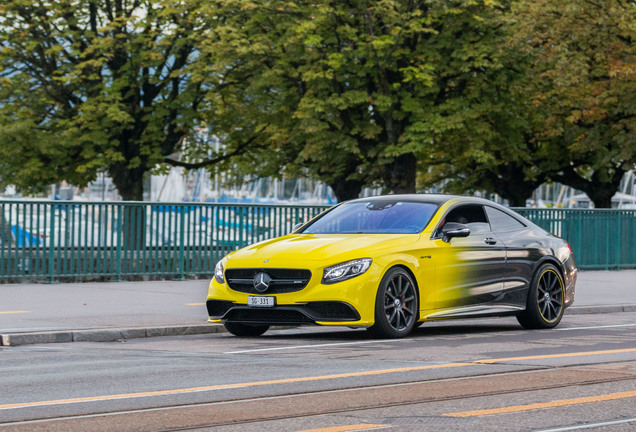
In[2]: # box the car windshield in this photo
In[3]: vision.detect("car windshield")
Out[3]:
[302,200,438,234]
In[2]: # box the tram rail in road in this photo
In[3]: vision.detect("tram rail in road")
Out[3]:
[1,360,635,431]
[1,270,635,430]
[2,347,636,412]
[2,314,636,432]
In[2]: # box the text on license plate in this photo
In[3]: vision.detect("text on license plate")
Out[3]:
[248,296,275,307]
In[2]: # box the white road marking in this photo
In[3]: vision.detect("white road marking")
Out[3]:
[534,417,636,431]
[556,323,636,331]
[224,339,412,354]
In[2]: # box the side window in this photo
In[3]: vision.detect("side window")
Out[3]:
[485,206,525,232]
[442,204,491,234]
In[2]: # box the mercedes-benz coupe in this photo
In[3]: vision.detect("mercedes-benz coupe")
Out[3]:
[206,195,577,338]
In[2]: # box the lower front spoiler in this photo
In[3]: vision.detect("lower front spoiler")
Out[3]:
[206,299,360,326]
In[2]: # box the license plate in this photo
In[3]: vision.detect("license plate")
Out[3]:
[247,296,275,307]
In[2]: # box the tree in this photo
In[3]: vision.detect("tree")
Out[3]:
[418,0,636,208]
[210,0,509,201]
[0,0,243,201]
[416,29,556,207]
[507,0,636,207]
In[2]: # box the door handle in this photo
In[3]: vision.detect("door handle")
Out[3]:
[484,237,497,245]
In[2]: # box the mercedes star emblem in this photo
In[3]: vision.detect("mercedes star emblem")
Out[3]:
[253,272,272,293]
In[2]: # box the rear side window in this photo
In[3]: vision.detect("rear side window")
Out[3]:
[485,206,525,232]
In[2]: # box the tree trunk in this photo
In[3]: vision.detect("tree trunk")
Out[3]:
[0,210,12,247]
[329,177,363,202]
[109,165,145,201]
[553,166,623,208]
[585,184,617,208]
[320,155,365,202]
[382,153,417,194]
[109,164,147,250]
[491,164,544,207]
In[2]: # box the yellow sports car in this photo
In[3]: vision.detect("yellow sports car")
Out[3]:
[206,194,577,338]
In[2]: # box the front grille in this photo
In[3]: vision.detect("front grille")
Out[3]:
[225,268,312,294]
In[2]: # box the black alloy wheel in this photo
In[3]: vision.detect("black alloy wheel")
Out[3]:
[368,267,419,338]
[517,263,565,329]
[224,322,269,337]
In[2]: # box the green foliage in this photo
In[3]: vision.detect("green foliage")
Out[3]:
[1,0,631,206]
[506,0,636,207]
[210,0,509,200]
[415,0,636,207]
[0,0,215,199]
[416,15,551,206]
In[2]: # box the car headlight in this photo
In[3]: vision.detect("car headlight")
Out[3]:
[322,258,372,284]
[214,260,225,284]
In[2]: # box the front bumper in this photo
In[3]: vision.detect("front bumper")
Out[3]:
[206,265,383,327]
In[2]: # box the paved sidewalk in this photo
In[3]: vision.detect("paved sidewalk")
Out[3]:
[1,270,634,346]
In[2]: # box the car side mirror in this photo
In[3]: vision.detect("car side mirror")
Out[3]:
[441,222,470,243]
[292,223,303,233]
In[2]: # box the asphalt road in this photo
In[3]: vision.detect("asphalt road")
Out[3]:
[1,270,635,341]
[2,311,636,431]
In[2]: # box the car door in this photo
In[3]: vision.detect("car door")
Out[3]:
[432,204,507,310]
[484,205,540,308]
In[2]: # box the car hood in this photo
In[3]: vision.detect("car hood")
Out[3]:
[226,233,419,267]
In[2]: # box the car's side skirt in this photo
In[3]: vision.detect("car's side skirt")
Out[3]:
[423,304,524,320]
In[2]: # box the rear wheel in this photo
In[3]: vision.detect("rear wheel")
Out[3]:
[368,267,418,338]
[223,322,269,337]
[517,263,565,329]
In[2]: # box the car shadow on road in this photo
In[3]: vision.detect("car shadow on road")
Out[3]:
[259,319,524,341]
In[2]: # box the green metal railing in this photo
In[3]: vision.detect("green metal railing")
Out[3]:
[0,201,634,281]
[0,200,329,281]
[513,208,636,270]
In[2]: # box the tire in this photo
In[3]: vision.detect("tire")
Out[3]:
[517,263,565,329]
[368,267,419,338]
[223,322,269,337]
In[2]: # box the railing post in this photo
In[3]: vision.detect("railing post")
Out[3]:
[599,210,615,270]
[0,203,5,278]
[615,211,622,270]
[238,206,244,248]
[115,205,122,281]
[47,203,56,283]
[177,204,185,280]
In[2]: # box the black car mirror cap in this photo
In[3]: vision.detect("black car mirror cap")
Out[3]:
[441,222,470,243]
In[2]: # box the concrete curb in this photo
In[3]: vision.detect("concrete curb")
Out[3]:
[565,304,636,315]
[2,305,635,347]
[0,324,226,347]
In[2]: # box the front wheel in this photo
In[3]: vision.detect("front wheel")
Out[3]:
[517,263,565,329]
[223,322,269,337]
[368,267,419,338]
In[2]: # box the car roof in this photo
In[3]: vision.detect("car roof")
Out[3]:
[343,194,539,230]
[346,194,487,206]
